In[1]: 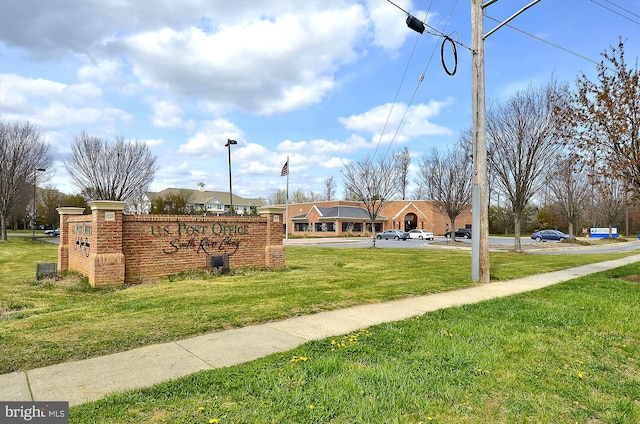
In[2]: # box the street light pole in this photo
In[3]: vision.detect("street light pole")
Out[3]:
[31,167,46,241]
[225,139,238,215]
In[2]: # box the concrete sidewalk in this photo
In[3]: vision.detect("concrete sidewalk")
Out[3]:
[1,254,639,407]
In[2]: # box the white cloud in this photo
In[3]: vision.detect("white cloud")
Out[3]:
[177,119,243,156]
[142,138,165,147]
[322,157,347,169]
[277,135,369,157]
[117,4,368,115]
[36,104,131,129]
[0,74,103,109]
[234,142,270,162]
[0,73,132,132]
[149,100,184,128]
[148,161,201,190]
[0,0,226,59]
[77,58,139,95]
[267,79,336,115]
[366,0,421,51]
[339,100,454,144]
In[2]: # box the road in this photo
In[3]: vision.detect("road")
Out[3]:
[14,232,640,254]
[285,235,640,254]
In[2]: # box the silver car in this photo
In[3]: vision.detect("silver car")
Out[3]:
[44,228,60,236]
[376,230,409,240]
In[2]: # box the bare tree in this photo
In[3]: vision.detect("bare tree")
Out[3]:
[566,40,640,200]
[343,187,360,201]
[65,132,156,203]
[290,188,309,204]
[394,147,411,200]
[486,83,562,251]
[490,204,514,235]
[125,187,153,214]
[412,185,426,200]
[0,121,51,241]
[595,176,626,238]
[307,191,322,202]
[266,189,287,205]
[342,155,400,247]
[548,155,592,239]
[416,144,473,240]
[323,176,336,201]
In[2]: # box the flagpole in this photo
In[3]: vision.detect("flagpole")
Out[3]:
[285,155,289,240]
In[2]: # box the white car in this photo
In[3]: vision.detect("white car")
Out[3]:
[407,229,434,240]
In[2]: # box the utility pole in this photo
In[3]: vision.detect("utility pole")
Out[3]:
[471,0,489,283]
[392,0,539,282]
[471,0,540,283]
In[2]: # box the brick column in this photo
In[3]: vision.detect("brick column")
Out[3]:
[57,207,86,272]
[88,201,127,287]
[258,206,285,268]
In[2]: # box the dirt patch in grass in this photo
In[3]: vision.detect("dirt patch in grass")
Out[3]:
[560,238,592,246]
[49,273,87,288]
[622,274,640,283]
[522,242,566,250]
[430,240,471,247]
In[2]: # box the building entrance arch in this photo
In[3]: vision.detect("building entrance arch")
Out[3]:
[404,213,417,231]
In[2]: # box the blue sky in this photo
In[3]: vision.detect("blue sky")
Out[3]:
[1,0,639,201]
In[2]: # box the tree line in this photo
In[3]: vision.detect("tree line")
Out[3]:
[2,42,637,246]
[336,41,639,249]
[0,129,156,241]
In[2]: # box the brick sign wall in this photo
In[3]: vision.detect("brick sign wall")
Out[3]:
[58,202,285,287]
[67,218,94,276]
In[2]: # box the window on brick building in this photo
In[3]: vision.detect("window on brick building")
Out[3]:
[315,222,335,232]
[365,223,382,232]
[342,222,362,232]
[294,222,309,232]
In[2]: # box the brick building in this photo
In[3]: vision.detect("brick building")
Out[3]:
[281,200,472,237]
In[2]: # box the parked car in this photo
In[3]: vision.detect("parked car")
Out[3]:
[445,228,472,239]
[408,229,434,240]
[376,230,409,240]
[44,228,60,236]
[531,229,569,242]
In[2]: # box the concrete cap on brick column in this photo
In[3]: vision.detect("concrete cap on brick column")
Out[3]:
[57,207,86,215]
[258,206,285,215]
[88,200,127,211]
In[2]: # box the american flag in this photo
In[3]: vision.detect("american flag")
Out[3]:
[280,160,289,176]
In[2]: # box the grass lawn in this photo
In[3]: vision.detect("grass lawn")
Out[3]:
[69,263,640,423]
[0,236,637,375]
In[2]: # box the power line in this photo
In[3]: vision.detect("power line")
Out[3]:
[380,0,461,161]
[484,15,605,68]
[371,2,435,161]
[591,0,640,25]
[386,0,409,16]
[604,0,640,18]
[387,0,472,51]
